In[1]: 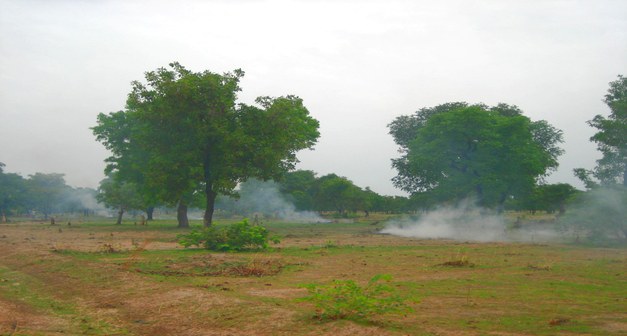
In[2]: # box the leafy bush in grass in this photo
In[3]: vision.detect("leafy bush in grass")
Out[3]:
[300,274,413,321]
[178,219,275,251]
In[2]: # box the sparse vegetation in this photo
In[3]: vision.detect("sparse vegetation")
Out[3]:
[300,274,413,321]
[0,219,625,335]
[177,219,277,251]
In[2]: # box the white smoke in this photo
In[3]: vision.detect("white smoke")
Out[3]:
[62,187,109,217]
[382,200,506,242]
[224,179,329,223]
[382,199,563,243]
[559,187,627,243]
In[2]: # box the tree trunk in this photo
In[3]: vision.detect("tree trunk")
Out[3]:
[1,209,6,223]
[116,207,124,225]
[203,185,218,227]
[146,207,154,221]
[475,184,484,207]
[177,201,189,228]
[496,192,507,214]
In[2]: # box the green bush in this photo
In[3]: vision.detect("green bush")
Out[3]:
[177,219,275,251]
[300,274,414,321]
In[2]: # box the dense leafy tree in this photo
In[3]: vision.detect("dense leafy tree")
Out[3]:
[0,163,29,222]
[389,103,564,210]
[575,75,626,187]
[278,170,318,211]
[313,174,366,215]
[92,111,159,218]
[96,175,145,225]
[566,76,626,244]
[93,63,320,227]
[27,173,69,220]
[522,183,580,215]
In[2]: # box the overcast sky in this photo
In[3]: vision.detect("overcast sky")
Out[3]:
[1,0,626,196]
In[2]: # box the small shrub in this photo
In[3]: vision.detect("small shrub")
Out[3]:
[100,243,118,253]
[300,274,413,321]
[323,240,338,248]
[527,263,552,271]
[220,258,284,277]
[437,255,475,267]
[177,219,276,251]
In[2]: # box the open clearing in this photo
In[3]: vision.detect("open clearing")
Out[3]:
[0,218,625,335]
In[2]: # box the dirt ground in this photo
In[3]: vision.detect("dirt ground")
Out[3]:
[0,221,625,336]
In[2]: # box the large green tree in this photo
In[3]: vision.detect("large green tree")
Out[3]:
[389,103,564,210]
[575,75,626,187]
[93,63,320,227]
[92,110,159,219]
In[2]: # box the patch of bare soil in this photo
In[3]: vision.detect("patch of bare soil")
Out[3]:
[0,297,70,335]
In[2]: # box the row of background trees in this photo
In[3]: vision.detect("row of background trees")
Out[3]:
[0,162,581,224]
[0,166,100,222]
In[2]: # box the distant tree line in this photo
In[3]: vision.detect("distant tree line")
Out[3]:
[276,171,412,215]
[0,164,98,223]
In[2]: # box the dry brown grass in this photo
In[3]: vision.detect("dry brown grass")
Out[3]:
[0,221,626,335]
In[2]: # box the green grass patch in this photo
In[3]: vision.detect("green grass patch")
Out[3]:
[0,266,129,335]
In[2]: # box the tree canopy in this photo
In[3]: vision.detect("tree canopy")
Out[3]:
[389,103,564,209]
[576,75,627,187]
[0,163,28,222]
[93,62,320,227]
[568,75,626,243]
[96,174,145,225]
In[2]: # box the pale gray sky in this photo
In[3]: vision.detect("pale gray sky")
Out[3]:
[1,0,626,195]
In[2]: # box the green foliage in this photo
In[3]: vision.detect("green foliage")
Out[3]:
[278,170,318,210]
[93,63,320,227]
[389,103,564,209]
[177,219,276,251]
[26,173,71,219]
[0,165,29,221]
[313,174,367,215]
[96,175,143,209]
[275,170,411,214]
[576,75,626,187]
[300,274,413,321]
[0,164,102,221]
[516,183,580,214]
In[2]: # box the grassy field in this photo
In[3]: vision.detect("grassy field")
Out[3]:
[0,216,625,335]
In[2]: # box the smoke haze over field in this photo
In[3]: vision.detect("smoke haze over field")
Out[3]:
[560,187,627,242]
[382,200,563,243]
[219,180,329,223]
[382,201,506,242]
